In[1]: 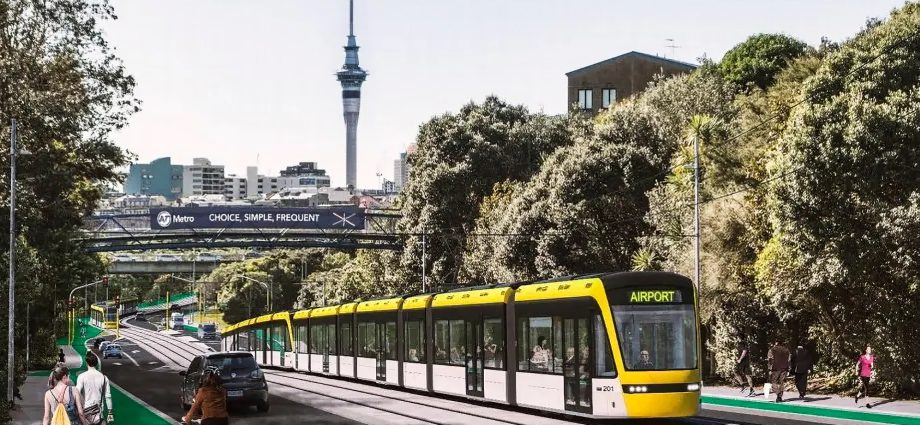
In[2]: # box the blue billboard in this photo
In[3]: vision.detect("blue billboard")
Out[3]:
[149,207,365,230]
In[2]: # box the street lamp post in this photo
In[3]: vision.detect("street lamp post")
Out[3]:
[234,275,270,313]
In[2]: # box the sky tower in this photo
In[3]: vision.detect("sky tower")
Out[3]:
[336,0,367,189]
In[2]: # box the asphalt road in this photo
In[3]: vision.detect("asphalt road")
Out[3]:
[94,333,360,424]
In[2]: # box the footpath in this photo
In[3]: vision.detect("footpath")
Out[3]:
[10,318,175,425]
[703,384,920,425]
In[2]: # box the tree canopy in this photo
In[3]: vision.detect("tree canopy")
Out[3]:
[719,33,811,90]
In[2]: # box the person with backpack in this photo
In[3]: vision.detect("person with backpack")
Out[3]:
[76,353,113,424]
[42,365,88,425]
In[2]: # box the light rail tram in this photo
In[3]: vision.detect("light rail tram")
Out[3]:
[221,271,701,419]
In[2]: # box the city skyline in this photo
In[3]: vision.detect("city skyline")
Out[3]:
[102,0,904,187]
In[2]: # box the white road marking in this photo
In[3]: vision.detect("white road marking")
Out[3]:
[113,362,122,366]
[121,348,141,367]
[131,350,140,354]
[148,361,159,365]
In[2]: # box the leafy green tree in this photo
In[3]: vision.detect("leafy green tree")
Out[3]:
[0,0,137,407]
[760,3,920,392]
[719,33,811,90]
[397,97,581,288]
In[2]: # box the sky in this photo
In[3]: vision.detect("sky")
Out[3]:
[102,0,906,189]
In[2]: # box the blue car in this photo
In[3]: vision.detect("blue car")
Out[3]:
[102,344,122,359]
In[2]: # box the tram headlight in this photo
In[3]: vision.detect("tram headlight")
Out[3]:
[687,383,701,391]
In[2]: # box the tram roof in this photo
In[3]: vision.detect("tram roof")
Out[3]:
[356,297,403,313]
[402,294,432,310]
[431,287,511,307]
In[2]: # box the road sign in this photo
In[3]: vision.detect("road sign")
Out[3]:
[149,207,365,230]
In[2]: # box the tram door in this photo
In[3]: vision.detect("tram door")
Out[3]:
[563,317,592,414]
[375,322,386,381]
[465,320,484,397]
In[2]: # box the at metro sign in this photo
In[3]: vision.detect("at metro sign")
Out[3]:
[149,207,365,230]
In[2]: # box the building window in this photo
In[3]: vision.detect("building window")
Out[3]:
[602,88,617,108]
[577,89,593,110]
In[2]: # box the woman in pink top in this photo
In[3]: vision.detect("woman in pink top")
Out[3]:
[854,344,875,407]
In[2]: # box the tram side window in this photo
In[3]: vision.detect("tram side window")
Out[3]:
[405,320,424,363]
[295,325,308,354]
[385,322,397,360]
[594,315,617,377]
[253,329,264,351]
[238,331,249,351]
[340,322,353,356]
[328,323,337,355]
[449,320,465,366]
[360,322,377,357]
[517,316,554,372]
[310,323,322,354]
[273,324,288,351]
[483,318,504,369]
[434,320,449,364]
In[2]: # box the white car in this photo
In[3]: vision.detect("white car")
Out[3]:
[111,254,134,262]
[156,254,182,262]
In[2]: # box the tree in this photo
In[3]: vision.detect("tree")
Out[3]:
[719,33,811,90]
[397,97,580,288]
[760,3,920,392]
[0,0,138,408]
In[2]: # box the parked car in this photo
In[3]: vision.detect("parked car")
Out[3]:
[243,251,263,259]
[180,352,268,412]
[198,323,218,340]
[102,344,122,359]
[195,252,222,262]
[98,340,111,352]
[156,254,182,262]
[111,254,134,262]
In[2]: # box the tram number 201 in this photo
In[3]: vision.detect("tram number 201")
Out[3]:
[597,386,617,392]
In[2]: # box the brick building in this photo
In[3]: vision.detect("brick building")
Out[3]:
[566,51,696,113]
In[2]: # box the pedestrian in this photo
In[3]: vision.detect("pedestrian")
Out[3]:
[855,344,875,408]
[733,339,754,396]
[791,344,812,399]
[42,364,89,425]
[76,353,113,425]
[767,338,791,403]
[182,367,229,425]
[58,348,66,364]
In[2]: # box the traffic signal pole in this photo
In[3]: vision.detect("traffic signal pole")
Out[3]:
[68,278,105,344]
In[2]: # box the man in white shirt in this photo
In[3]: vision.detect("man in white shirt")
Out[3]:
[76,353,113,425]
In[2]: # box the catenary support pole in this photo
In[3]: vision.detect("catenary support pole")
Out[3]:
[693,125,701,291]
[7,119,17,403]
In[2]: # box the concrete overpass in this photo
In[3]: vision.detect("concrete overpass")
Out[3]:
[107,261,222,274]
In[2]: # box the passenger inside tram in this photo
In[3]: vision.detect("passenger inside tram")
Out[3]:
[633,349,655,369]
[484,335,497,367]
[530,336,550,371]
[408,348,419,362]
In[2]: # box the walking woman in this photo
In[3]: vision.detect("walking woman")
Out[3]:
[43,365,89,425]
[855,344,875,407]
[182,367,229,425]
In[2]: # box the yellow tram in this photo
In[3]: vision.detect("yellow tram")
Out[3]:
[222,272,700,419]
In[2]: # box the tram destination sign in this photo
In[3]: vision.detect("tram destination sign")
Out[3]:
[608,287,691,305]
[149,207,365,230]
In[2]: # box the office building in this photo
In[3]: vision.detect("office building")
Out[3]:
[182,158,225,197]
[124,157,183,200]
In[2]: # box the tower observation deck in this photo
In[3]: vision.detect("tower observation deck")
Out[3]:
[336,0,367,189]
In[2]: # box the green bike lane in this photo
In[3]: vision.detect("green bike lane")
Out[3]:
[56,317,174,425]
